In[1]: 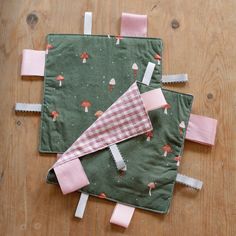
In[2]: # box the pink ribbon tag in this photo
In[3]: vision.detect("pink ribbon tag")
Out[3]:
[54,158,90,195]
[110,203,135,228]
[121,13,147,37]
[21,49,45,76]
[141,88,167,112]
[186,114,217,146]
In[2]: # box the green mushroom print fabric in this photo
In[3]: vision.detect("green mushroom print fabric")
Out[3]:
[47,83,193,214]
[40,34,163,153]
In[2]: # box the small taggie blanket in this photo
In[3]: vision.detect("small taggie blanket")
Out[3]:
[39,34,163,153]
[47,82,193,214]
[15,11,218,229]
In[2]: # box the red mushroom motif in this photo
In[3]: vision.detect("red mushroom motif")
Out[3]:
[94,110,103,118]
[46,44,53,54]
[98,193,107,199]
[132,63,138,79]
[163,104,171,115]
[147,182,157,196]
[56,75,64,87]
[51,111,59,121]
[81,100,91,112]
[174,156,181,166]
[145,131,153,141]
[162,144,172,157]
[179,121,186,136]
[154,54,162,65]
[115,35,123,45]
[80,52,89,63]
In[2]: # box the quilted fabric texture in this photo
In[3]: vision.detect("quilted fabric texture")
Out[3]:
[40,34,163,153]
[47,83,193,213]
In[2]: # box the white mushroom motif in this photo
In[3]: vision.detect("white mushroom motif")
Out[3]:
[179,121,186,136]
[108,78,116,92]
[132,63,138,79]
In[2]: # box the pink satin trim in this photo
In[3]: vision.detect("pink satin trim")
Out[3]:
[54,158,90,195]
[21,49,45,76]
[186,114,217,146]
[141,88,167,112]
[121,13,147,37]
[110,203,135,228]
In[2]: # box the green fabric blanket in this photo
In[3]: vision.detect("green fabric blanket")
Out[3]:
[40,34,163,153]
[47,83,193,213]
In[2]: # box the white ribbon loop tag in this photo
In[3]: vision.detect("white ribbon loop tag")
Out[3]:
[84,12,92,35]
[75,193,89,219]
[161,74,188,83]
[109,144,127,171]
[176,174,203,190]
[142,62,156,85]
[15,103,42,112]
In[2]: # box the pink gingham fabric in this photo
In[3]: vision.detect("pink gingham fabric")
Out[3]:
[54,82,153,168]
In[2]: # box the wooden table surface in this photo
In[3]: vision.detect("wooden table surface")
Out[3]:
[1,0,236,235]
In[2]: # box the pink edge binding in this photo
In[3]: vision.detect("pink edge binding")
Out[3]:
[141,88,167,112]
[21,49,46,76]
[186,114,217,146]
[54,158,90,195]
[121,13,147,37]
[110,203,135,228]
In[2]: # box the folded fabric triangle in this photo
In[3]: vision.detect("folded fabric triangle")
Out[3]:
[54,82,166,168]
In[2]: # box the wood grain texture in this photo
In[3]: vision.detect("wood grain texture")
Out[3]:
[0,0,236,235]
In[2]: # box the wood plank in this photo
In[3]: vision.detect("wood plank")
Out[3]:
[0,0,235,235]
